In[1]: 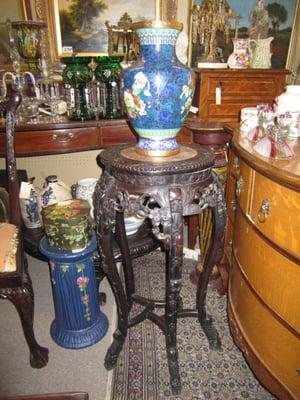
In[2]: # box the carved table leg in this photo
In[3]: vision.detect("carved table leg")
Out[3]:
[165,187,183,395]
[114,211,135,307]
[197,181,226,350]
[94,173,129,370]
[2,270,49,368]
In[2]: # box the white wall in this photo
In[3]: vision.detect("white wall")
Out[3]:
[0,150,102,189]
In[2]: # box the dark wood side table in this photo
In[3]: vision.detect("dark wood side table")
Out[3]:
[185,119,232,294]
[94,143,226,395]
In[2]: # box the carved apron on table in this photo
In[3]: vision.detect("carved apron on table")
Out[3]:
[94,144,226,395]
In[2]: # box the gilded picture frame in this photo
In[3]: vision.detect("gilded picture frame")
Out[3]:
[46,0,178,60]
[50,0,158,58]
[188,0,300,71]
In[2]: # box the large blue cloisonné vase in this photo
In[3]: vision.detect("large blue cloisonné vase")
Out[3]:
[123,20,194,157]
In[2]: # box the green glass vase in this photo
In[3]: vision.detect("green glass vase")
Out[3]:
[62,57,94,121]
[11,20,46,74]
[95,56,124,119]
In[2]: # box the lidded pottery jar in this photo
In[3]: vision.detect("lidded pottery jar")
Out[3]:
[41,199,92,251]
[62,56,94,120]
[122,20,194,157]
[275,85,300,137]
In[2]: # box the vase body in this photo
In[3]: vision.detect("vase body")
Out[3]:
[122,20,194,157]
[250,37,273,69]
[275,85,300,137]
[11,20,46,74]
[62,57,94,121]
[19,179,42,229]
[94,56,124,119]
[227,38,251,69]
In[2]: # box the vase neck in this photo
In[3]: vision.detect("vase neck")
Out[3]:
[136,27,180,63]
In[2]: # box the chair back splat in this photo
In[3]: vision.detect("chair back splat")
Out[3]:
[0,91,49,368]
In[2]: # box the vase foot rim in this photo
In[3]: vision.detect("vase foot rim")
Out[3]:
[121,145,198,162]
[135,147,180,157]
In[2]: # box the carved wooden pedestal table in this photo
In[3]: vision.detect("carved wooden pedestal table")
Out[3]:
[94,144,226,395]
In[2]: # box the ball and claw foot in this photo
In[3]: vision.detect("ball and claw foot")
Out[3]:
[199,312,222,351]
[168,347,182,395]
[104,335,125,370]
[171,378,182,396]
[30,345,49,368]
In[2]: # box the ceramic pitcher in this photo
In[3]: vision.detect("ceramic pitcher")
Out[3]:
[19,178,42,229]
[72,178,98,218]
[249,37,273,69]
[227,38,251,69]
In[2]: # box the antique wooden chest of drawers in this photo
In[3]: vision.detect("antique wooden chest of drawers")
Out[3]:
[226,130,300,399]
[193,69,289,123]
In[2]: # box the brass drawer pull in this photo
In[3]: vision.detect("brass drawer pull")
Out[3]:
[52,132,75,143]
[233,156,240,172]
[230,198,237,212]
[235,176,244,197]
[257,199,270,223]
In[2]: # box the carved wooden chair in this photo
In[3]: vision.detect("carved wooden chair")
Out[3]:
[0,92,48,368]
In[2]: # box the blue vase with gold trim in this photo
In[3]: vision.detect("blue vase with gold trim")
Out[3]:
[122,20,194,157]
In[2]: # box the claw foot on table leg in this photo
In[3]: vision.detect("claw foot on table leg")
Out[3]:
[104,330,125,370]
[30,345,49,368]
[199,312,221,351]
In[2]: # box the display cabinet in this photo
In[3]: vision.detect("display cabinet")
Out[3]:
[192,69,289,123]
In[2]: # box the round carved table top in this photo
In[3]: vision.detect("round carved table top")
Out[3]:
[98,144,214,177]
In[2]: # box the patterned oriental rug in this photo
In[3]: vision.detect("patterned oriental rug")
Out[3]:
[109,251,275,400]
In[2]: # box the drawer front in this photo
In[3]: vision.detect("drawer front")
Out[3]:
[234,208,300,332]
[1,127,99,156]
[230,260,300,399]
[204,103,256,122]
[250,170,300,257]
[207,77,279,99]
[101,125,136,146]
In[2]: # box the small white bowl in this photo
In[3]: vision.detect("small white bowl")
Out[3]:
[124,215,145,235]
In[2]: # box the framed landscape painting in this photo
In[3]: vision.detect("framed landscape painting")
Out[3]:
[53,0,156,57]
[189,0,300,69]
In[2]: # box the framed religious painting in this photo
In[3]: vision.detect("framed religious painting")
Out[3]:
[188,0,300,70]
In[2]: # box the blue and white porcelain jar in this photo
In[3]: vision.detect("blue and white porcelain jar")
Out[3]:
[123,20,194,157]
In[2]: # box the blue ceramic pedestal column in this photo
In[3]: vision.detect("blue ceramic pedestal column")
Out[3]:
[39,234,108,349]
